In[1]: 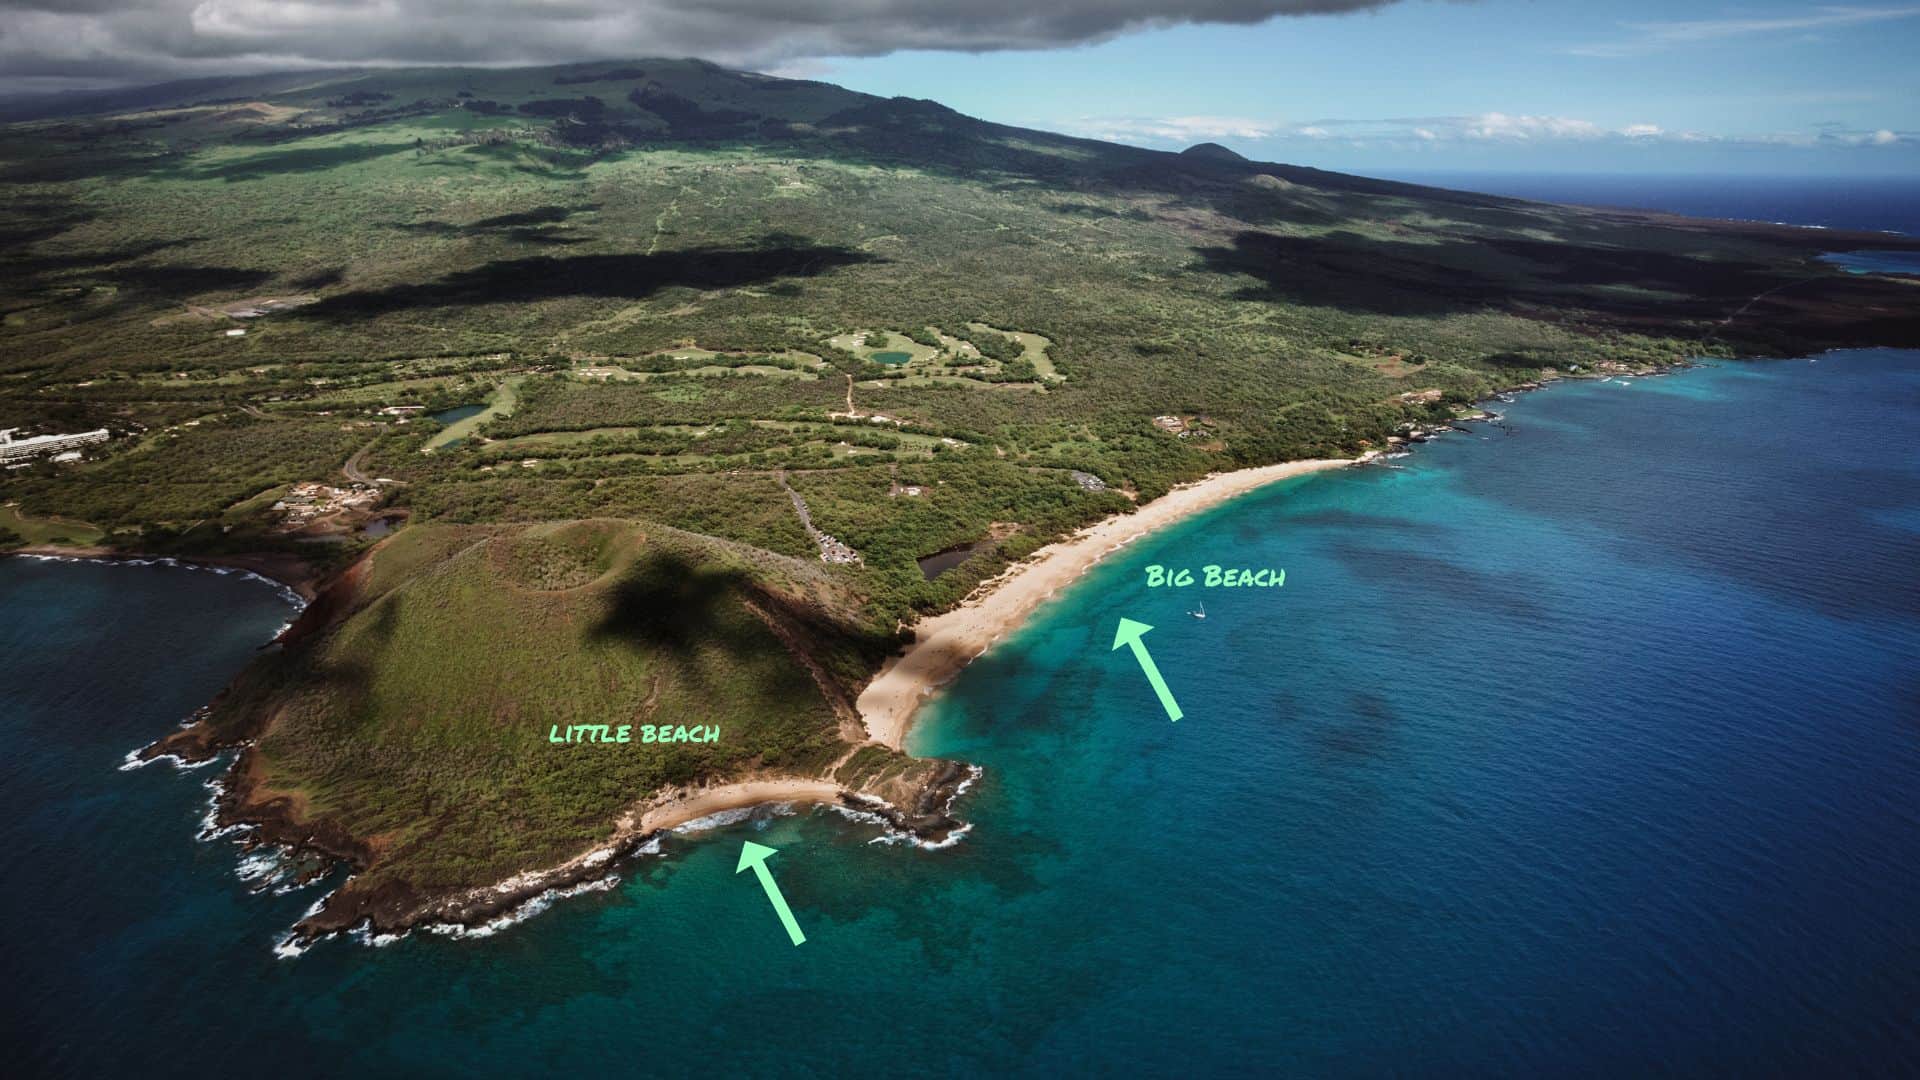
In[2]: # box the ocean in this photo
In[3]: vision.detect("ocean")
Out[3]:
[1378,172,1920,238]
[6,193,1920,1076]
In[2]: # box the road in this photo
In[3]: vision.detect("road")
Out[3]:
[342,440,377,485]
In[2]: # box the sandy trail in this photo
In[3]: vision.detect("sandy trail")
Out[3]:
[856,456,1361,749]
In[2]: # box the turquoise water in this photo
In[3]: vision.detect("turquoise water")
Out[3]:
[5,352,1920,1076]
[871,350,913,365]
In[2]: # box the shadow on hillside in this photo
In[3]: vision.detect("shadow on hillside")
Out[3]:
[591,553,755,655]
[3,134,413,186]
[1190,228,1791,320]
[105,264,275,294]
[587,553,798,700]
[4,253,274,314]
[301,241,880,319]
[291,266,345,289]
[1,237,207,282]
[472,205,592,229]
[0,201,96,249]
[156,141,416,182]
[1191,230,1500,316]
[392,204,599,247]
[0,146,170,185]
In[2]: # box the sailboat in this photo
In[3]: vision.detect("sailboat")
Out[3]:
[1189,600,1206,620]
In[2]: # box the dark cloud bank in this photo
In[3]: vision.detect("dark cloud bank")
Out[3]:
[0,0,1403,92]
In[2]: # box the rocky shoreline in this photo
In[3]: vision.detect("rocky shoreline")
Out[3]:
[1393,359,1689,449]
[139,708,978,947]
[7,546,324,602]
[299,771,977,945]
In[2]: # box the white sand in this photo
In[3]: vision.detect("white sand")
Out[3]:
[636,779,846,832]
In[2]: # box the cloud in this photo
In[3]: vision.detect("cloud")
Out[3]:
[755,59,838,81]
[1065,114,1278,144]
[1569,4,1920,58]
[1371,113,1643,142]
[1071,112,1661,148]
[1065,110,1919,153]
[1452,113,1604,140]
[1824,126,1913,146]
[0,0,1407,92]
[1338,114,1914,150]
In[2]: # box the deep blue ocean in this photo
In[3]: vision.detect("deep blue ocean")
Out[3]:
[1383,172,1920,238]
[5,185,1920,1077]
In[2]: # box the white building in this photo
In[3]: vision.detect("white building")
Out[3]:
[0,427,109,464]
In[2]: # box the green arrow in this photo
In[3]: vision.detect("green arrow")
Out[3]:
[1111,617,1183,722]
[736,840,806,946]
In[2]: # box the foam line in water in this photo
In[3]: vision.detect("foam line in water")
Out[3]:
[423,877,623,940]
[671,802,800,834]
[15,552,307,619]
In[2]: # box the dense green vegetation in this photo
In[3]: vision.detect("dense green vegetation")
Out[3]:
[5,58,1914,915]
[8,61,1909,592]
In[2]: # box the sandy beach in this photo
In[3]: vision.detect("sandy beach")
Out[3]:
[636,779,846,833]
[857,455,1361,748]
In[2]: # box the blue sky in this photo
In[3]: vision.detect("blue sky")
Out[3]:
[812,2,1920,175]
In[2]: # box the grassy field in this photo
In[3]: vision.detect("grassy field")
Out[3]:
[425,375,523,449]
[0,504,105,546]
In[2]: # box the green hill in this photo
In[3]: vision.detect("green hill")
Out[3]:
[148,519,966,937]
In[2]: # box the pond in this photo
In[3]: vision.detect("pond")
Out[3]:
[916,542,980,581]
[871,351,913,366]
[430,403,486,425]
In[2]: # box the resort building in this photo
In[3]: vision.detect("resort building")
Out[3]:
[0,427,109,464]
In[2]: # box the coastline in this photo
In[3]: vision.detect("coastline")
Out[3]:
[275,771,970,944]
[143,374,1647,948]
[97,378,1610,949]
[7,544,324,601]
[111,369,1658,949]
[637,779,846,832]
[856,455,1363,749]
